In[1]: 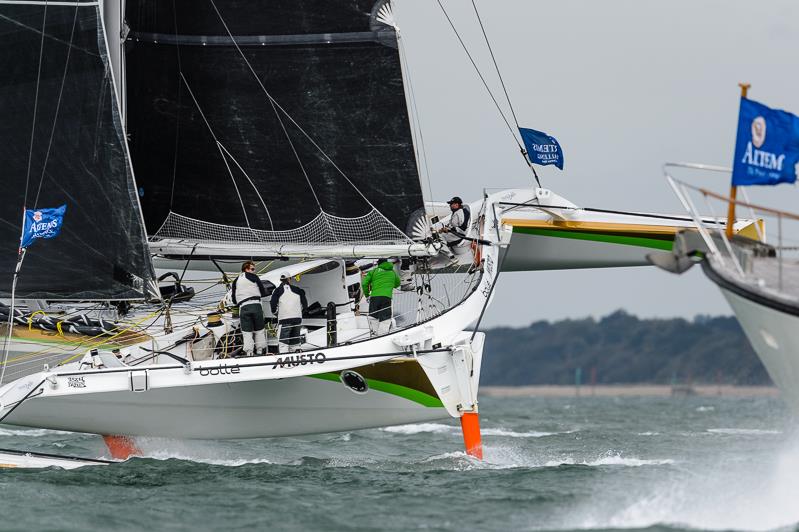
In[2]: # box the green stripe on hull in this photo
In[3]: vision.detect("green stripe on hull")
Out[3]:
[513,226,674,251]
[308,372,444,408]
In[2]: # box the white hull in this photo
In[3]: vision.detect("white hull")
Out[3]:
[714,283,799,410]
[503,230,663,271]
[7,371,447,439]
[0,232,497,439]
[496,187,760,272]
[0,449,111,469]
[0,312,487,438]
[497,189,689,271]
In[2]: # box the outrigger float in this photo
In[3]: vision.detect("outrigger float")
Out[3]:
[0,448,113,470]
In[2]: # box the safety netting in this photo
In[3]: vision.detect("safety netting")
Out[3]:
[152,209,413,245]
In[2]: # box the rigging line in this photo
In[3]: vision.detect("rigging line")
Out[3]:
[470,0,541,189]
[168,0,183,210]
[200,3,310,199]
[204,2,345,242]
[397,31,434,212]
[216,142,274,231]
[255,73,329,223]
[0,13,98,57]
[470,0,520,131]
[176,243,197,286]
[91,69,108,160]
[178,72,254,234]
[205,0,385,218]
[22,0,49,209]
[33,1,80,206]
[268,97,328,218]
[0,249,26,387]
[0,378,46,424]
[215,142,254,233]
[52,307,165,367]
[435,0,521,150]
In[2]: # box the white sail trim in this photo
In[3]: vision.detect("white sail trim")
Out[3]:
[376,1,397,29]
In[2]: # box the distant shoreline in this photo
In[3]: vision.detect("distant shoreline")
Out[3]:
[480,384,779,397]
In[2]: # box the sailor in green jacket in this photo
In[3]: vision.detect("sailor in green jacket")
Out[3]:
[361,259,401,335]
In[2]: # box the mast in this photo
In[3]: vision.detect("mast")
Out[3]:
[101,0,127,123]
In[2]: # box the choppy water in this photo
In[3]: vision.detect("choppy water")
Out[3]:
[1,395,797,532]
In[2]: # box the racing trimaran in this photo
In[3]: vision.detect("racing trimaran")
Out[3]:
[0,0,757,467]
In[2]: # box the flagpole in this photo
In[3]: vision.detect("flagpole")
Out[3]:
[0,209,29,387]
[727,83,750,238]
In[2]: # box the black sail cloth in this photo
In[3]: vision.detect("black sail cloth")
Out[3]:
[0,3,156,300]
[125,0,424,236]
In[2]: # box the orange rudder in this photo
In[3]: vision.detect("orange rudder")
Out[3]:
[460,412,483,460]
[102,435,141,460]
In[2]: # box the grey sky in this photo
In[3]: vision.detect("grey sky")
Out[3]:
[394,0,799,327]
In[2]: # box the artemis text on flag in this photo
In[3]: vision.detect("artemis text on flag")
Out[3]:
[519,127,564,170]
[20,204,66,249]
[732,98,799,186]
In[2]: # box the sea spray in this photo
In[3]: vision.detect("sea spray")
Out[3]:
[0,395,794,531]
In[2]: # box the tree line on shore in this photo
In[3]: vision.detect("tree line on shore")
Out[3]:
[481,311,770,386]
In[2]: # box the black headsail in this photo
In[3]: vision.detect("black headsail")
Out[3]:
[0,1,157,300]
[125,0,425,245]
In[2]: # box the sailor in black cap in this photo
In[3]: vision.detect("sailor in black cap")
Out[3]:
[438,196,471,253]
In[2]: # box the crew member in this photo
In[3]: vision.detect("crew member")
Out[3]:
[270,272,309,352]
[231,261,268,357]
[438,196,471,253]
[361,258,401,335]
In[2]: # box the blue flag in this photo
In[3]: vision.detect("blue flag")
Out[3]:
[20,205,66,249]
[519,127,564,170]
[732,98,799,186]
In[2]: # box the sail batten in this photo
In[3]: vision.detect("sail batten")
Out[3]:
[128,31,395,47]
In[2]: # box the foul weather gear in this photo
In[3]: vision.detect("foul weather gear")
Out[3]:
[361,262,401,299]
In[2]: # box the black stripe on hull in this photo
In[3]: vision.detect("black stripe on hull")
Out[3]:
[701,260,799,318]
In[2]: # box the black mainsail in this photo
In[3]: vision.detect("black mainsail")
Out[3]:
[124,0,425,244]
[0,1,156,300]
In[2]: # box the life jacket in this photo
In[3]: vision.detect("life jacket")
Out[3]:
[448,205,471,244]
[458,204,471,232]
[232,272,265,307]
[273,284,304,321]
